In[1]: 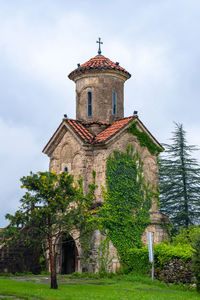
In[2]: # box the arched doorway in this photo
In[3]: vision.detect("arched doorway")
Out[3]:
[61,234,78,274]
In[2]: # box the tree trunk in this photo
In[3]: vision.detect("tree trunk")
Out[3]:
[180,131,189,227]
[48,236,58,289]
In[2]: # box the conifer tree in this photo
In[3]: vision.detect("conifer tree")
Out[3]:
[159,123,200,232]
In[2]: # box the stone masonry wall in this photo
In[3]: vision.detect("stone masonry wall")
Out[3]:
[0,241,41,274]
[88,130,159,209]
[155,258,194,284]
[48,127,168,273]
[49,129,83,178]
[49,121,159,212]
[75,72,125,122]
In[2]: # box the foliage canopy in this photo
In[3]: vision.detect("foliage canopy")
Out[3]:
[3,171,96,289]
[159,123,200,233]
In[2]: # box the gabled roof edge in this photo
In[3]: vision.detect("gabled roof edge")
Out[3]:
[136,119,163,150]
[100,116,163,150]
[42,120,66,156]
[42,119,89,156]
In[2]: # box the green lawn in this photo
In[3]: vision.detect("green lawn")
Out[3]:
[0,274,199,300]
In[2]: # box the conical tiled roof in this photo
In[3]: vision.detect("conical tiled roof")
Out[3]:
[68,55,131,79]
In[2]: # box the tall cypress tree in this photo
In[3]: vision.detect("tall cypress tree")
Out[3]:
[159,123,200,232]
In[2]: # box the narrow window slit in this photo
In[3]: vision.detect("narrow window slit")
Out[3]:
[87,91,92,117]
[113,91,117,115]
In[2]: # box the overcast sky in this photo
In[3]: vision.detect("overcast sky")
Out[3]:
[1,0,200,227]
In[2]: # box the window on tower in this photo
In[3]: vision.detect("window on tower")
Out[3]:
[87,91,92,117]
[112,91,117,115]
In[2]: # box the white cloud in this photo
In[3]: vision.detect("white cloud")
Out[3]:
[0,118,48,227]
[0,10,98,91]
[0,0,200,226]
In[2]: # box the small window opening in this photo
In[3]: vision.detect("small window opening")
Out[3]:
[87,91,92,117]
[112,91,117,115]
[64,167,68,173]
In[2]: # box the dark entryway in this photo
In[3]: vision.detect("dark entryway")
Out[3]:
[61,234,78,274]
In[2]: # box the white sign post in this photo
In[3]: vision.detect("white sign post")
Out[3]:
[147,231,154,281]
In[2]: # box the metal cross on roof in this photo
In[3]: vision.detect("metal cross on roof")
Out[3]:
[96,37,103,55]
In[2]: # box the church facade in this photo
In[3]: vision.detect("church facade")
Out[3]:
[43,45,169,274]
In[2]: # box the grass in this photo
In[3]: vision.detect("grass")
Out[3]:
[0,273,199,300]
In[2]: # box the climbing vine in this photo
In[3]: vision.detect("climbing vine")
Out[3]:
[73,171,98,266]
[97,236,113,273]
[99,147,154,262]
[127,121,162,155]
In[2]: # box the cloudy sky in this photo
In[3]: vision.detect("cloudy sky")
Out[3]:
[1,0,200,226]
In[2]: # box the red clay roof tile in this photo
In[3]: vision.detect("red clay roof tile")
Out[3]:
[65,117,134,144]
[68,55,131,79]
[43,116,162,155]
[95,117,133,143]
[67,119,94,143]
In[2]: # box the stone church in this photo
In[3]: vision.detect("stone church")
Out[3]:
[42,42,169,274]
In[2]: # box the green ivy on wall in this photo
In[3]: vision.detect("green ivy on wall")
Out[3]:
[76,171,98,265]
[99,147,154,262]
[127,121,162,155]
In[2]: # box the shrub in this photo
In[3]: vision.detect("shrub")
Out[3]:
[191,234,200,292]
[122,247,151,274]
[154,243,193,268]
[153,243,194,284]
[122,243,193,281]
[171,226,200,246]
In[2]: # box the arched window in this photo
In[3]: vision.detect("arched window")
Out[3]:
[87,91,92,117]
[64,167,68,173]
[112,91,117,115]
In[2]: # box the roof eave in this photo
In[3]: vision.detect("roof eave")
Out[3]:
[42,119,87,157]
[68,68,131,82]
[96,116,163,151]
[136,119,164,150]
[101,117,136,145]
[42,120,66,156]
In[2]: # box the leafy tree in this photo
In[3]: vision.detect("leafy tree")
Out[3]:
[159,123,200,233]
[3,171,96,289]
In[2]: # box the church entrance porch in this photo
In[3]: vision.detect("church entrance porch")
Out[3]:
[60,234,78,274]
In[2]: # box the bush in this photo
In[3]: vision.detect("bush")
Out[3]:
[154,243,193,267]
[191,234,200,292]
[122,243,193,282]
[153,243,194,284]
[171,226,200,246]
[122,247,151,274]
